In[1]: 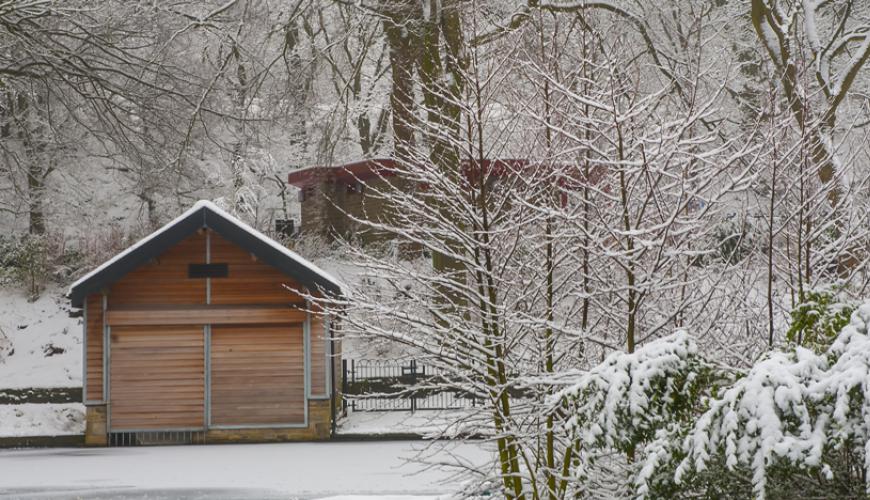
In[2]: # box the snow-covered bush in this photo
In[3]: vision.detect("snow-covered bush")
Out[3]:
[4,230,127,300]
[671,304,870,499]
[0,236,17,285]
[557,331,708,455]
[557,306,870,498]
[6,235,51,301]
[707,215,759,266]
[554,331,714,496]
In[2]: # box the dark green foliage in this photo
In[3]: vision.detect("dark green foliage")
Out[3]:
[712,218,754,265]
[0,233,83,301]
[669,447,868,500]
[786,288,853,350]
[646,457,754,500]
[0,235,51,299]
[0,235,18,271]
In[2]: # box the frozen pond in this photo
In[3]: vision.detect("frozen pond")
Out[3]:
[0,440,490,499]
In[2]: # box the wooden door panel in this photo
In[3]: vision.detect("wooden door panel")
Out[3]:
[210,324,304,426]
[109,325,204,430]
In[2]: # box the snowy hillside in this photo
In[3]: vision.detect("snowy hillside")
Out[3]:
[0,287,81,390]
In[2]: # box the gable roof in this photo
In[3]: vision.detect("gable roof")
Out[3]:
[68,200,345,308]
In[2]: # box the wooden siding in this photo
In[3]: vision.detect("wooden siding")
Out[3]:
[108,233,206,306]
[107,306,305,326]
[210,324,305,426]
[109,325,205,430]
[85,294,104,402]
[309,315,328,396]
[209,232,304,305]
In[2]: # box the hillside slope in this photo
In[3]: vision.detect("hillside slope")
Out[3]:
[0,287,81,390]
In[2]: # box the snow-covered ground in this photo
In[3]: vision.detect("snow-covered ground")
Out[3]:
[338,410,480,438]
[0,441,492,499]
[0,288,81,389]
[0,403,84,437]
[339,411,455,435]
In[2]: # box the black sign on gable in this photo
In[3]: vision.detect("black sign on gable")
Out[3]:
[188,263,229,279]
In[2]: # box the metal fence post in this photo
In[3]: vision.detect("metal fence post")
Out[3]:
[342,359,348,412]
[352,359,357,411]
[410,360,417,413]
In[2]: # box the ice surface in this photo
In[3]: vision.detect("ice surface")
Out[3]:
[0,441,490,498]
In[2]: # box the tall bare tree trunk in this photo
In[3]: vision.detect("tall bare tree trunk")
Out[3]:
[383,6,420,163]
[18,91,49,236]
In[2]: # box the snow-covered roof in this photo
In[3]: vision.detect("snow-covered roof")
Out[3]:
[68,200,345,307]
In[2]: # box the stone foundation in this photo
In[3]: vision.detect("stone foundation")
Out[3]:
[84,405,108,446]
[86,399,333,446]
[206,400,332,443]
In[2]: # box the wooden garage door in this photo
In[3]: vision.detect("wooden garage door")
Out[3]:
[210,324,304,426]
[109,325,205,431]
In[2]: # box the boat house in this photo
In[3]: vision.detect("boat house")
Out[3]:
[68,201,343,446]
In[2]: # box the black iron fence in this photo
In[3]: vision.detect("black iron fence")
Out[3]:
[342,359,480,412]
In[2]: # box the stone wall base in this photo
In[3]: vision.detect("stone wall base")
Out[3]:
[84,405,108,446]
[207,400,332,443]
[86,400,332,446]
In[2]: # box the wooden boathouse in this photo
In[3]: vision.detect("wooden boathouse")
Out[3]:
[68,201,343,446]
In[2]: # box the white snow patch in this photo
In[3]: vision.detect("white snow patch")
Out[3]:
[0,287,81,389]
[338,410,474,436]
[0,403,84,437]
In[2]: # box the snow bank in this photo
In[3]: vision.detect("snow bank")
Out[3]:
[0,403,84,437]
[0,287,81,389]
[338,409,478,437]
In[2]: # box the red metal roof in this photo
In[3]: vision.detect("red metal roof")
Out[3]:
[287,158,605,189]
[287,159,397,188]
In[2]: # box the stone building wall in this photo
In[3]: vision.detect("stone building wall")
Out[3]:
[300,176,409,245]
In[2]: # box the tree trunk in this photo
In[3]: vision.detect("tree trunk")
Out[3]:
[18,92,48,236]
[26,162,46,235]
[383,9,420,163]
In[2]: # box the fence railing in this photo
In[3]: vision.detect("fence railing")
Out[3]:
[342,359,479,412]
